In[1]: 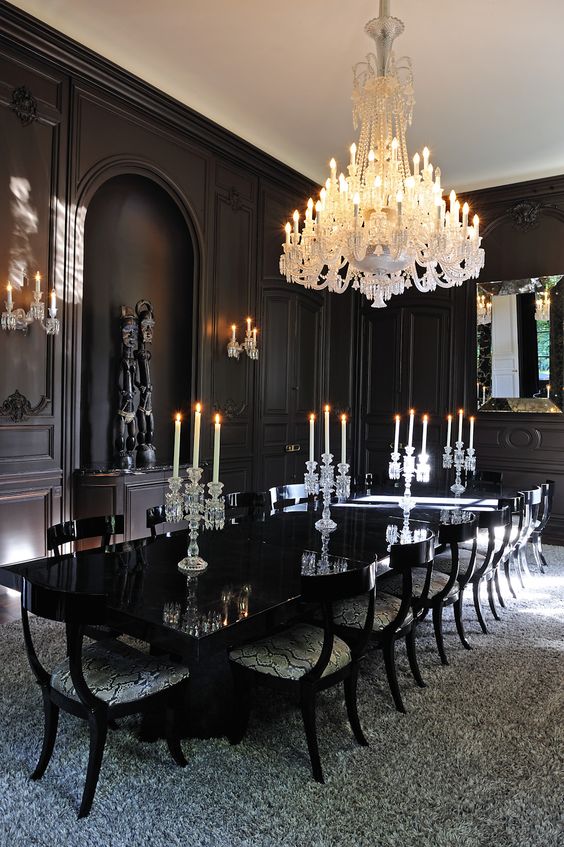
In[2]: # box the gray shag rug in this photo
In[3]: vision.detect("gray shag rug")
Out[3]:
[0,548,563,847]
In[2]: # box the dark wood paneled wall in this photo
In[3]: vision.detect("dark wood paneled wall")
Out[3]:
[0,0,323,562]
[1,1,564,559]
[355,175,564,542]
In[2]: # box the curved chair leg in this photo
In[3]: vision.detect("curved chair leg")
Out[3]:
[78,711,108,819]
[531,539,544,574]
[473,581,488,634]
[405,628,426,687]
[31,688,59,780]
[513,547,525,589]
[300,686,323,783]
[228,663,251,745]
[494,569,506,608]
[538,539,549,571]
[504,556,517,599]
[520,547,531,579]
[486,580,500,621]
[165,688,187,767]
[344,666,368,747]
[432,604,449,665]
[383,637,405,714]
[453,595,472,650]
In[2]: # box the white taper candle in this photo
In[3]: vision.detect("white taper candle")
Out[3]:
[192,403,201,469]
[212,414,221,483]
[172,413,181,478]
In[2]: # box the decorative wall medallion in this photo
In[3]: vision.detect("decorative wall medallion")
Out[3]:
[508,200,542,231]
[0,390,49,422]
[10,86,38,126]
[501,426,542,450]
[214,399,247,419]
[228,187,242,212]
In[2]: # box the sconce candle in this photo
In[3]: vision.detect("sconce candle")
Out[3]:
[469,416,475,450]
[231,324,236,342]
[458,409,464,443]
[324,405,330,454]
[6,283,12,307]
[192,403,202,469]
[309,414,315,462]
[49,288,57,316]
[172,413,181,478]
[341,415,347,464]
[35,272,41,295]
[212,414,221,483]
[547,384,551,398]
[482,386,486,405]
[446,414,452,448]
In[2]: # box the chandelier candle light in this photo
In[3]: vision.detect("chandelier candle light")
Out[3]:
[442,410,476,496]
[164,403,225,574]
[389,410,431,543]
[280,0,484,308]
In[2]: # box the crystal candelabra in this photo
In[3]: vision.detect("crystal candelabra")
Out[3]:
[442,442,476,496]
[227,321,259,360]
[279,0,484,309]
[388,444,430,543]
[304,451,350,533]
[164,466,225,574]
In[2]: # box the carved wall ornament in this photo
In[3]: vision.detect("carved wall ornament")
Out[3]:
[228,187,242,212]
[214,399,247,419]
[0,390,49,422]
[508,200,542,231]
[10,85,38,126]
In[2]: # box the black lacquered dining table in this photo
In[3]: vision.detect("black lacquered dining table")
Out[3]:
[0,489,516,662]
[0,489,516,735]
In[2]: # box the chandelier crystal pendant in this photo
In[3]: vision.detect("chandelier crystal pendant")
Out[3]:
[280,0,485,308]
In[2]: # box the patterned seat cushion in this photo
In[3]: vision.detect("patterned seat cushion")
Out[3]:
[229,623,351,680]
[384,567,458,600]
[332,592,413,631]
[51,639,190,707]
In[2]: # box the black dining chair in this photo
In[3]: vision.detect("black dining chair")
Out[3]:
[332,532,435,714]
[146,504,188,538]
[411,515,478,665]
[224,490,268,523]
[20,577,190,818]
[47,515,124,557]
[527,479,555,573]
[512,487,542,587]
[269,483,313,511]
[228,557,376,784]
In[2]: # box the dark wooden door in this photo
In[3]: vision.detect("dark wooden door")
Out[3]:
[259,287,324,489]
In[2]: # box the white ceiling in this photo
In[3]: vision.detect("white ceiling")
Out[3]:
[9,0,564,191]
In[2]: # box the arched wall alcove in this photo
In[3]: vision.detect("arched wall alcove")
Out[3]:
[80,172,195,467]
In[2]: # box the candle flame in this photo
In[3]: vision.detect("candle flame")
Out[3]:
[459,408,464,415]
[324,404,330,413]
[341,414,347,423]
[35,271,41,282]
[175,412,181,422]
[7,282,11,292]
[423,414,428,422]
[409,408,415,415]
[309,413,315,422]
[447,414,452,421]
[196,403,201,413]
[231,323,236,331]
[215,413,220,424]
[469,416,475,422]
[395,414,400,422]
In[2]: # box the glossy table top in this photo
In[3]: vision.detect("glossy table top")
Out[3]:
[0,492,508,660]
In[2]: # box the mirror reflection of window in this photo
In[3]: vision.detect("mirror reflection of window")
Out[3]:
[476,276,563,411]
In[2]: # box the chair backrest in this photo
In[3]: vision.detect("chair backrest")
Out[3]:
[387,531,436,614]
[535,479,555,534]
[437,514,478,589]
[518,486,542,541]
[269,483,312,511]
[47,515,124,557]
[225,491,268,521]
[146,505,190,538]
[300,558,376,678]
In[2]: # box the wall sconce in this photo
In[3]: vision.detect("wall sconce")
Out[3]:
[1,273,60,335]
[227,317,259,361]
[476,291,492,326]
[535,288,550,322]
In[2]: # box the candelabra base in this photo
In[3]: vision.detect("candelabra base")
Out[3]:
[450,481,466,497]
[178,555,208,576]
[315,515,337,533]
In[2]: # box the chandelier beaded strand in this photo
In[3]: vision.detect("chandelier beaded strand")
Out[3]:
[280,0,485,308]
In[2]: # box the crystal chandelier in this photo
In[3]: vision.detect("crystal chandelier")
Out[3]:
[477,291,492,326]
[535,287,550,322]
[280,0,485,308]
